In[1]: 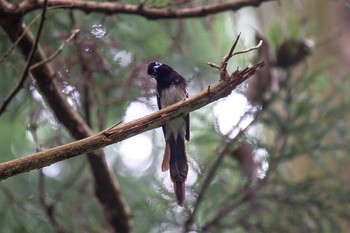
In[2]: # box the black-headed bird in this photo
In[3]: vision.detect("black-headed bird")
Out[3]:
[147,62,189,206]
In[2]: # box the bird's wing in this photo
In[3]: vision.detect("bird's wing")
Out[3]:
[158,92,170,171]
[157,93,167,138]
[185,92,190,141]
[185,114,190,141]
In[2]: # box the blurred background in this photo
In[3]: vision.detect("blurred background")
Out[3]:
[1,0,350,232]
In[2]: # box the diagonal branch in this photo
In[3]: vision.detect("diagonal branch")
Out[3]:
[2,0,275,19]
[0,60,264,181]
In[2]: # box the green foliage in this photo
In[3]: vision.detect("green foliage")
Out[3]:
[1,1,350,233]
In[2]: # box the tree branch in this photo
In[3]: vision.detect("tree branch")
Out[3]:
[2,0,275,19]
[0,60,264,180]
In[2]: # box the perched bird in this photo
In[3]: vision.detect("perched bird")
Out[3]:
[147,62,189,206]
[275,39,312,68]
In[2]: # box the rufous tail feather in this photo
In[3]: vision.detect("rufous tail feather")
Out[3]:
[161,143,170,172]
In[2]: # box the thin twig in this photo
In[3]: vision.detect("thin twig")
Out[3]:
[206,38,263,71]
[0,0,48,116]
[206,62,220,70]
[222,105,257,140]
[0,15,41,63]
[233,40,263,56]
[30,29,80,70]
[222,32,241,69]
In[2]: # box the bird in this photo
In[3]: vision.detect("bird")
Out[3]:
[147,61,189,206]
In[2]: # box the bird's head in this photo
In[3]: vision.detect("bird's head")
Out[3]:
[147,62,173,80]
[147,61,162,78]
[147,61,186,89]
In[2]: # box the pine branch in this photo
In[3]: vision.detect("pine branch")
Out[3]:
[1,0,275,19]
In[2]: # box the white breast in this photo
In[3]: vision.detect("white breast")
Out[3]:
[160,85,187,140]
[160,85,187,107]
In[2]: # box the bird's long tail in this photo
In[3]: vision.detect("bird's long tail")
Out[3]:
[168,135,188,206]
